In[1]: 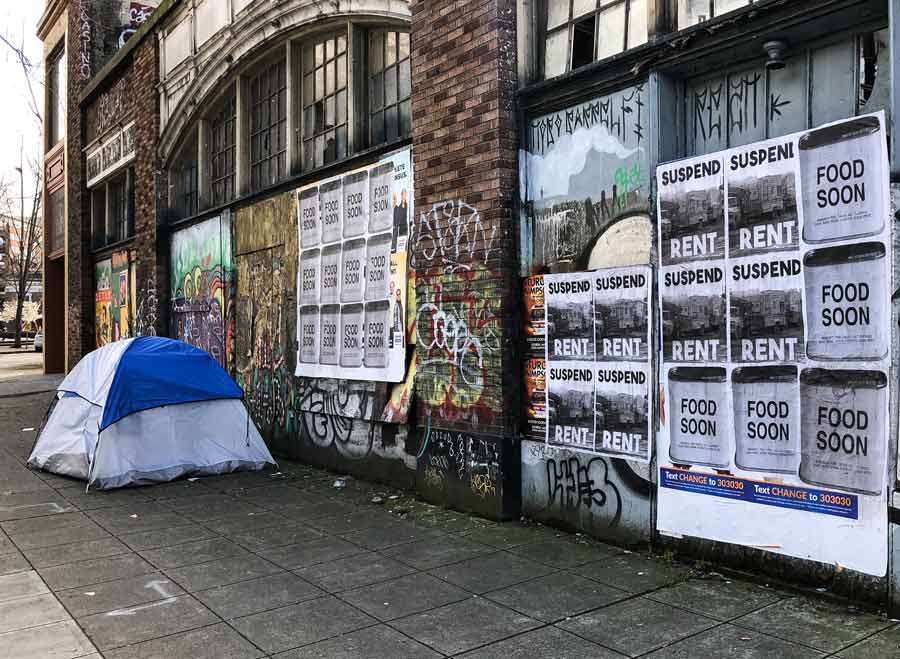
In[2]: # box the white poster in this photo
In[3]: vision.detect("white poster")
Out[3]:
[295,148,411,382]
[656,113,891,577]
[545,266,652,462]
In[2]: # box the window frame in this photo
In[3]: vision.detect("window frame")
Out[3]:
[209,92,238,206]
[300,30,350,170]
[543,0,646,78]
[247,54,288,192]
[367,29,412,148]
[90,168,135,250]
[46,45,66,150]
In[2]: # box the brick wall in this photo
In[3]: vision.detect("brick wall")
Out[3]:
[132,36,166,337]
[410,0,520,438]
[67,4,93,368]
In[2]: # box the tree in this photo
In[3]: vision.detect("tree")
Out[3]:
[0,166,42,347]
[0,23,44,348]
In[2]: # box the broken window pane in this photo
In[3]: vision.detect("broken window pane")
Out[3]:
[596,3,625,61]
[571,15,596,69]
[627,0,648,49]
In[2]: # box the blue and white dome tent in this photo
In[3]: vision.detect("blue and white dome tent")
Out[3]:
[28,337,276,490]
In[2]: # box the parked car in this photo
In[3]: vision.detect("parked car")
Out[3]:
[33,332,43,352]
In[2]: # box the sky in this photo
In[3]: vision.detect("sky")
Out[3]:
[0,3,45,212]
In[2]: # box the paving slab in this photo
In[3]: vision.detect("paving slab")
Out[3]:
[118,523,219,551]
[733,597,893,653]
[558,596,718,657]
[57,573,185,618]
[429,550,557,594]
[200,510,289,535]
[38,551,156,590]
[381,534,495,570]
[230,595,376,654]
[295,552,416,592]
[0,570,49,601]
[456,625,627,658]
[0,592,70,633]
[2,511,110,550]
[58,486,151,511]
[571,553,692,593]
[0,550,30,575]
[257,535,367,569]
[23,536,131,568]
[460,522,559,549]
[507,537,620,568]
[165,554,283,592]
[104,622,265,659]
[274,623,442,658]
[485,570,630,622]
[194,573,325,619]
[643,623,826,658]
[390,595,541,655]
[0,619,97,659]
[0,490,76,520]
[341,572,472,621]
[647,576,786,621]
[339,522,443,550]
[139,537,249,569]
[226,522,324,551]
[87,509,189,535]
[836,624,900,658]
[77,593,219,650]
[307,509,401,534]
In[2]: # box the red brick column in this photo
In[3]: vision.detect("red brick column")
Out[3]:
[132,38,166,337]
[410,0,521,516]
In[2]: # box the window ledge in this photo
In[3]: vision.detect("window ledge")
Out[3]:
[91,235,136,257]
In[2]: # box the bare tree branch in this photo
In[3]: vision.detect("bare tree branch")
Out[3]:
[0,31,43,128]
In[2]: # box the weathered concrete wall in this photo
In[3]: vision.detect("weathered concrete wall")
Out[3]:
[232,193,417,487]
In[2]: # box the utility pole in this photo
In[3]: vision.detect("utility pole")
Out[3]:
[13,136,24,348]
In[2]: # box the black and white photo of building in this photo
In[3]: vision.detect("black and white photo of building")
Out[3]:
[547,300,595,361]
[728,173,799,258]
[594,298,649,361]
[659,183,725,266]
[662,294,727,356]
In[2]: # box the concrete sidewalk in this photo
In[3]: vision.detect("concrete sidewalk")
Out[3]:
[0,390,896,658]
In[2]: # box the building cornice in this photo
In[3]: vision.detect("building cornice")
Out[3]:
[36,0,66,42]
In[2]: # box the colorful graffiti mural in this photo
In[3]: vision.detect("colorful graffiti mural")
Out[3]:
[95,259,112,347]
[170,215,234,370]
[520,83,650,274]
[416,264,503,429]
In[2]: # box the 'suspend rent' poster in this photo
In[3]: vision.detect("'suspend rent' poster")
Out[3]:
[656,113,891,576]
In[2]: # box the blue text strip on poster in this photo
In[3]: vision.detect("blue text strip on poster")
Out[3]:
[660,468,858,520]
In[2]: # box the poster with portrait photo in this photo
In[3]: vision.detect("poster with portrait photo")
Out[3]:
[729,254,804,363]
[546,361,596,451]
[726,138,799,259]
[658,155,725,267]
[546,272,595,362]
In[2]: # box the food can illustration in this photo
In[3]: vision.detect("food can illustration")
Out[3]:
[339,303,364,367]
[319,179,343,243]
[368,162,394,233]
[299,306,319,364]
[365,233,392,302]
[340,238,366,303]
[299,249,320,306]
[668,367,729,468]
[319,304,340,365]
[803,242,887,361]
[343,170,369,238]
[320,244,341,304]
[799,368,886,495]
[732,366,799,474]
[364,301,390,368]
[799,116,884,244]
[298,187,320,248]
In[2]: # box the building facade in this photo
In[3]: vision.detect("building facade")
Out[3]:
[39,0,900,610]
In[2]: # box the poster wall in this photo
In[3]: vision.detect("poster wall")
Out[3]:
[656,113,891,576]
[542,266,653,462]
[110,250,130,342]
[295,149,411,382]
